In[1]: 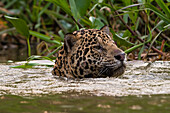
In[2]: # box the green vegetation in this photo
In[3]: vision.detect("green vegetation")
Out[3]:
[0,0,169,63]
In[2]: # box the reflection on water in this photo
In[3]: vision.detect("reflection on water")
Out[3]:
[0,94,170,113]
[0,46,36,63]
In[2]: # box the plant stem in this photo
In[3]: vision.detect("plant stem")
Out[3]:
[110,2,165,56]
[51,15,67,33]
[71,16,83,28]
[27,38,31,57]
[155,28,170,42]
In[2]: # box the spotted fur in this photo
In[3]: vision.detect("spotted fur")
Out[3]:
[52,26,126,78]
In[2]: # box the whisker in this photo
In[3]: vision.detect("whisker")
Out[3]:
[105,64,116,67]
[97,68,104,76]
[98,68,108,77]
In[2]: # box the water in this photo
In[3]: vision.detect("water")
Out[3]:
[0,47,36,63]
[0,94,170,113]
[0,60,170,112]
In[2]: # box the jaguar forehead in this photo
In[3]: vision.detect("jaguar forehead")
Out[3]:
[96,34,111,45]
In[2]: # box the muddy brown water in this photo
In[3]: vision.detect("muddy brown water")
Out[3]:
[0,60,170,113]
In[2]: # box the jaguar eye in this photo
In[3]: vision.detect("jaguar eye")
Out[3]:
[95,45,103,50]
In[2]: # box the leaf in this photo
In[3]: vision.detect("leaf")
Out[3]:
[147,30,163,55]
[135,18,140,31]
[123,14,129,24]
[27,55,54,62]
[29,30,61,45]
[163,24,170,29]
[4,0,17,9]
[69,0,91,20]
[80,17,92,26]
[74,0,91,17]
[146,25,152,43]
[46,0,72,16]
[10,62,53,69]
[138,44,145,60]
[10,63,39,69]
[47,45,63,57]
[122,29,132,38]
[128,5,138,24]
[145,3,170,24]
[110,29,134,47]
[119,3,143,10]
[58,30,64,40]
[5,15,30,38]
[124,43,143,53]
[151,20,164,32]
[89,16,104,29]
[122,0,132,6]
[95,9,108,25]
[88,3,98,14]
[35,3,51,29]
[155,0,170,18]
[114,34,134,47]
[11,55,55,69]
[37,8,73,22]
[69,0,80,20]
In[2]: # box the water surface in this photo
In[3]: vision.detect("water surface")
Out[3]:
[0,60,170,113]
[0,94,170,113]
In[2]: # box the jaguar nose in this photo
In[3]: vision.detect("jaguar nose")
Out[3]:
[114,53,125,61]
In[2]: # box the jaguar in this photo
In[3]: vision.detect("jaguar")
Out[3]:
[52,26,126,78]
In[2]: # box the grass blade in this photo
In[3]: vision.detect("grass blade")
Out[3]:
[145,3,170,23]
[155,0,170,18]
[69,0,80,20]
[29,30,61,45]
[46,0,72,16]
[124,43,143,53]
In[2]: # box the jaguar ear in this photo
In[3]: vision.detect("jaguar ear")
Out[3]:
[100,26,110,35]
[100,26,113,38]
[64,33,77,53]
